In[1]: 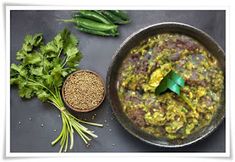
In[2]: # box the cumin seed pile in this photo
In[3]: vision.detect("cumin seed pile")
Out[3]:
[63,71,105,111]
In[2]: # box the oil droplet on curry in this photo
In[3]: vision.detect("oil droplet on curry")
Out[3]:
[117,33,224,139]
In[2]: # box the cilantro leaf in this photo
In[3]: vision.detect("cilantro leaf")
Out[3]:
[11,28,82,101]
[19,85,34,98]
[65,47,82,67]
[36,90,51,102]
[30,67,43,76]
[21,33,43,52]
[23,52,42,65]
[10,29,101,153]
[10,64,27,77]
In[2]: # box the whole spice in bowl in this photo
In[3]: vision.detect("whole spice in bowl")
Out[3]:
[62,70,105,112]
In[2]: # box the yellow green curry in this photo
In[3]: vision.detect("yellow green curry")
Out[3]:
[117,33,224,139]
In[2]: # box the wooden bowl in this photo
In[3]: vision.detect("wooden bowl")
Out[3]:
[62,69,105,112]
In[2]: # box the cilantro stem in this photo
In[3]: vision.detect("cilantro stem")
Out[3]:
[49,92,103,151]
[61,56,71,68]
[13,64,103,152]
[10,29,102,152]
[27,78,57,99]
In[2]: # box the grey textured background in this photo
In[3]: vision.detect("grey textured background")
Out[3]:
[10,10,225,152]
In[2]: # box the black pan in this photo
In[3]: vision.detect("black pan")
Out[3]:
[106,22,225,147]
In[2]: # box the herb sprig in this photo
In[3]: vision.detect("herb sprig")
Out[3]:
[10,29,103,152]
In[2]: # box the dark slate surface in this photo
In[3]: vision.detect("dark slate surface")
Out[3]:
[10,10,225,152]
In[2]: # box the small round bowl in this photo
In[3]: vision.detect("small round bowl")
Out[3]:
[106,22,225,147]
[62,69,106,113]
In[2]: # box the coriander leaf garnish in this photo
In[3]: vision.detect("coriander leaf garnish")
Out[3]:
[10,29,103,152]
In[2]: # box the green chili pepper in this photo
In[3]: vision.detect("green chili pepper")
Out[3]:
[73,10,113,25]
[59,18,118,32]
[99,11,129,24]
[59,10,130,37]
[109,10,130,21]
[75,26,118,37]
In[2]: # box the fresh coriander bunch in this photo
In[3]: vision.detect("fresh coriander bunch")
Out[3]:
[10,29,103,152]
